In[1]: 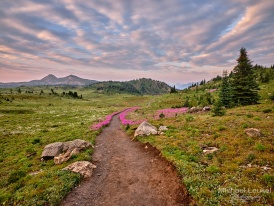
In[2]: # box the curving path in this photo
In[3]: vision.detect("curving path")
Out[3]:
[61,115,194,206]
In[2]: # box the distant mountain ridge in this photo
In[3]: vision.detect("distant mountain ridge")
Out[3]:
[0,74,97,88]
[90,78,171,95]
[0,75,172,95]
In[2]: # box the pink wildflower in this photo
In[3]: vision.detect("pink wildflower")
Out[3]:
[119,107,145,125]
[90,111,119,130]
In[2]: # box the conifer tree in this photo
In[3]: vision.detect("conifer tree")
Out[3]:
[170,85,177,93]
[231,48,259,105]
[212,100,226,116]
[219,70,232,108]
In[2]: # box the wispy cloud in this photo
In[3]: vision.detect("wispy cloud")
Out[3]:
[0,0,273,83]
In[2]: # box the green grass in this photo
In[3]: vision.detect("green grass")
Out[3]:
[132,80,274,205]
[0,87,148,205]
[136,106,273,205]
[1,81,273,205]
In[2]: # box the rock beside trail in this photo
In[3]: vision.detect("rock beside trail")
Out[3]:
[41,139,92,164]
[62,161,96,178]
[134,121,158,137]
[54,148,81,165]
[244,128,261,137]
[41,142,64,160]
[64,139,92,152]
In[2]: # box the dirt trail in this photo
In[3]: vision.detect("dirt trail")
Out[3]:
[61,115,194,206]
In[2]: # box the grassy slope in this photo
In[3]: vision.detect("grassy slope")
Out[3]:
[126,81,274,205]
[0,86,150,205]
[1,81,273,205]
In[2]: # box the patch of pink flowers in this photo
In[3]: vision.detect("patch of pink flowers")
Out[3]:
[119,106,144,125]
[155,107,188,119]
[91,111,119,130]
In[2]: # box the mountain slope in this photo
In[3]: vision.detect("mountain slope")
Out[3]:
[90,78,171,95]
[128,78,171,94]
[0,74,97,88]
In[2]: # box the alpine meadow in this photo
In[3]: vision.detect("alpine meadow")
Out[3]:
[0,48,273,205]
[1,0,274,205]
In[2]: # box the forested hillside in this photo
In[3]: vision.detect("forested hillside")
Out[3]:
[90,78,171,95]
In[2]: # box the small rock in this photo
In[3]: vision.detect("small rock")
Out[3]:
[247,163,252,168]
[203,147,219,155]
[244,128,261,137]
[188,106,202,113]
[30,169,43,176]
[158,126,168,131]
[203,106,211,111]
[63,161,96,178]
[261,166,271,170]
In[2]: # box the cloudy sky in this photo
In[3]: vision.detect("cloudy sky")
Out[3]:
[0,0,273,84]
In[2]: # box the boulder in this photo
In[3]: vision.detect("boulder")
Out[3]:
[244,128,261,137]
[54,148,80,165]
[41,142,64,160]
[62,161,97,178]
[66,139,92,152]
[41,139,92,163]
[134,121,158,137]
[203,147,219,155]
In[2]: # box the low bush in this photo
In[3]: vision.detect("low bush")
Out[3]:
[263,108,272,113]
[8,170,27,184]
[185,114,194,122]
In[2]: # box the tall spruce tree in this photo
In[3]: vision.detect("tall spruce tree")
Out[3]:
[231,48,259,105]
[219,70,232,108]
[170,85,177,93]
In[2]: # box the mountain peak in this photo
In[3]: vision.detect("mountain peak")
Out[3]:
[67,74,77,78]
[65,75,79,80]
[41,74,58,81]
